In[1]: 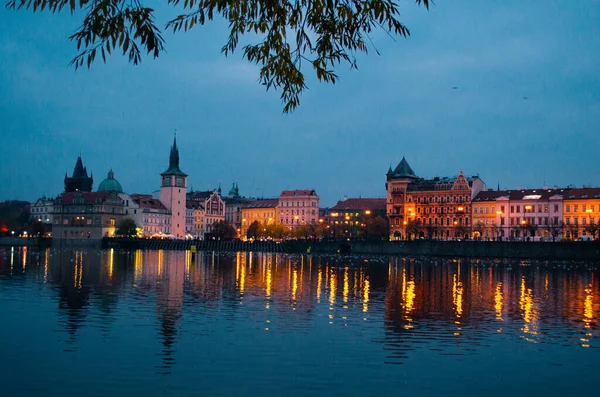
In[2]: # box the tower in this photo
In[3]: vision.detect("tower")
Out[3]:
[160,134,187,238]
[386,157,418,239]
[64,155,93,192]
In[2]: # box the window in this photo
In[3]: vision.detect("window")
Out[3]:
[510,206,514,213]
[516,206,521,213]
[574,205,579,212]
[566,205,571,213]
[554,205,559,213]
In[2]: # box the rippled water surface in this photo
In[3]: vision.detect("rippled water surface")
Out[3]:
[0,247,598,396]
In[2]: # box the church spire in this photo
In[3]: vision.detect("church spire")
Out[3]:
[161,133,187,176]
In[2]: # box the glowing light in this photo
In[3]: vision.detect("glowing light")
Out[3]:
[108,248,114,281]
[266,264,272,300]
[317,267,322,302]
[586,209,593,213]
[452,273,463,317]
[134,250,142,281]
[292,268,298,301]
[495,282,503,320]
[363,277,370,313]
[519,276,539,342]
[525,205,532,210]
[329,270,336,306]
[343,267,349,304]
[584,285,593,329]
[457,206,464,212]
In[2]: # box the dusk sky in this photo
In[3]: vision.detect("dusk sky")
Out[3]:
[1,1,599,206]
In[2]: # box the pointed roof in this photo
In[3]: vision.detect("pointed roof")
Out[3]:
[72,156,88,178]
[161,134,187,177]
[391,157,417,179]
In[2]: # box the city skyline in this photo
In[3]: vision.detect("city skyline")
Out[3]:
[1,1,599,206]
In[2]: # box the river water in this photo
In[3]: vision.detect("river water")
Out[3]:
[0,247,598,396]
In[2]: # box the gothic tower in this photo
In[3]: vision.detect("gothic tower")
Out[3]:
[160,135,187,239]
[64,155,93,192]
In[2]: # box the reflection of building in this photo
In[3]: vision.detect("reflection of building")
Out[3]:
[386,158,486,239]
[277,190,319,229]
[240,199,278,236]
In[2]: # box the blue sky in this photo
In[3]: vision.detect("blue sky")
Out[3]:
[1,1,599,206]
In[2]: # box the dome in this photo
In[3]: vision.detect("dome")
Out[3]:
[97,169,123,193]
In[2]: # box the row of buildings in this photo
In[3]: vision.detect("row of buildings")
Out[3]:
[26,136,600,241]
[385,157,600,241]
[30,136,322,240]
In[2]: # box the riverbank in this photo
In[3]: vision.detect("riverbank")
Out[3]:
[2,237,598,260]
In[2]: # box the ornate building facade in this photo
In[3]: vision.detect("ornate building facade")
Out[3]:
[386,158,486,239]
[186,190,226,239]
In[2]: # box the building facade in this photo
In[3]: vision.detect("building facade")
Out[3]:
[187,190,226,239]
[241,199,279,237]
[52,191,124,239]
[386,158,486,240]
[563,188,600,240]
[277,190,319,230]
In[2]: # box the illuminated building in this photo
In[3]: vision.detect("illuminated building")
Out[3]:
[325,197,387,238]
[241,199,278,237]
[563,188,600,240]
[187,190,226,239]
[52,191,124,239]
[121,193,171,237]
[471,190,506,239]
[30,197,55,226]
[496,188,565,241]
[278,190,320,230]
[386,158,486,240]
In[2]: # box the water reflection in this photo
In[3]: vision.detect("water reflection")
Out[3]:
[0,247,598,390]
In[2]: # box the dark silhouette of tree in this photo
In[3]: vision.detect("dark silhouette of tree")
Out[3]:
[115,217,138,236]
[405,219,422,240]
[566,223,579,240]
[365,216,389,239]
[264,223,289,240]
[212,220,236,240]
[548,220,564,242]
[473,221,485,240]
[6,0,430,113]
[584,222,600,240]
[246,220,261,240]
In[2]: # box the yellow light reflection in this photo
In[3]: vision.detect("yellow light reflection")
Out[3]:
[266,264,272,299]
[134,250,142,282]
[519,276,539,342]
[240,258,246,295]
[22,246,27,270]
[157,250,163,276]
[43,248,49,284]
[584,284,593,329]
[453,273,463,317]
[292,268,298,301]
[363,277,370,313]
[317,267,322,302]
[495,282,504,321]
[343,267,349,304]
[108,248,114,281]
[329,270,336,307]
